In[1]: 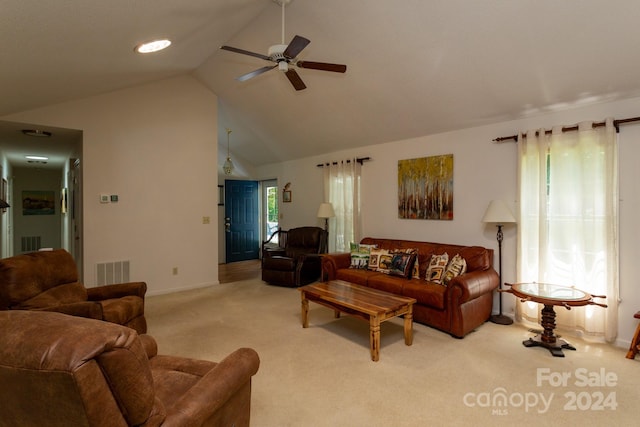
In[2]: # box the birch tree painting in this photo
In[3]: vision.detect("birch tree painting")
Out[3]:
[398,154,453,220]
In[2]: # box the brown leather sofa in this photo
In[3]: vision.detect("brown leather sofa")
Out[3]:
[0,249,147,334]
[0,310,260,427]
[261,226,327,287]
[321,237,499,338]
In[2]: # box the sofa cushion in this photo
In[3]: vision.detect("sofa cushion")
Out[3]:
[366,273,405,295]
[15,282,88,309]
[336,268,377,285]
[403,279,446,309]
[425,253,449,284]
[443,254,467,285]
[459,246,491,271]
[262,256,296,271]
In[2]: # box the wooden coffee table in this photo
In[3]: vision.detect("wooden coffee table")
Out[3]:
[298,280,416,361]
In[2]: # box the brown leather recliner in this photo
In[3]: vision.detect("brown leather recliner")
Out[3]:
[0,249,147,334]
[261,226,327,287]
[0,310,260,427]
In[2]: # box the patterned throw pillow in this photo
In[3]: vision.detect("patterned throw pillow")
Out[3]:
[368,248,393,272]
[443,254,467,285]
[349,243,376,269]
[389,248,419,278]
[425,253,449,284]
[389,252,417,278]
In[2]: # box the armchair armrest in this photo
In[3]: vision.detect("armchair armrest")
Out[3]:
[86,281,147,301]
[161,348,260,427]
[138,334,158,358]
[321,252,352,281]
[34,301,103,320]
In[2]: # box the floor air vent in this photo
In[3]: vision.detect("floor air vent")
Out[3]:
[96,260,130,286]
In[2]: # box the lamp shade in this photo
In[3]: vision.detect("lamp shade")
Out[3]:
[482,200,515,224]
[316,202,335,219]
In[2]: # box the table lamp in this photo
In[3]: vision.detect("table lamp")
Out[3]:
[482,200,516,325]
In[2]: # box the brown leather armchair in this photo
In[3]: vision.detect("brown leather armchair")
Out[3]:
[0,310,260,427]
[261,226,327,287]
[0,249,147,334]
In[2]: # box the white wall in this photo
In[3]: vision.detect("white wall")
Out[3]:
[2,76,219,295]
[255,96,640,349]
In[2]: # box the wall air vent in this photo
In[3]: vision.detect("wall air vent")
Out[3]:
[96,260,130,286]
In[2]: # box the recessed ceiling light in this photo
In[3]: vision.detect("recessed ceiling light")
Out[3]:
[25,155,49,161]
[134,39,172,54]
[22,129,52,137]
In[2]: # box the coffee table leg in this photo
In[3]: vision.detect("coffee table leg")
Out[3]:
[404,306,414,346]
[301,292,309,328]
[370,315,380,362]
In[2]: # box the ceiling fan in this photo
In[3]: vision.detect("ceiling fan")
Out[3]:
[220,0,347,91]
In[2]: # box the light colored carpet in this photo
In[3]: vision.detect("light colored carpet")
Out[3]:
[145,279,638,427]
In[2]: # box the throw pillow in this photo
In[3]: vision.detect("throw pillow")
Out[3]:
[349,243,376,269]
[425,253,449,284]
[389,252,417,278]
[443,254,467,285]
[368,248,393,272]
[388,248,419,278]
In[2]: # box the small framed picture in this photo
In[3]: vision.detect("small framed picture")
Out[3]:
[283,190,292,203]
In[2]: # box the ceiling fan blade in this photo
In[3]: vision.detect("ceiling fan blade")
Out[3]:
[220,45,271,62]
[285,69,307,91]
[237,65,277,82]
[296,60,347,73]
[283,35,310,59]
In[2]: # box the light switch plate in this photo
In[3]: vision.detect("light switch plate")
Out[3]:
[100,194,110,203]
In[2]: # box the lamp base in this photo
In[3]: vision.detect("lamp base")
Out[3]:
[490,314,514,325]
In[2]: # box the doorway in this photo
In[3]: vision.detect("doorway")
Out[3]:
[224,179,260,263]
[0,120,82,266]
[263,179,279,241]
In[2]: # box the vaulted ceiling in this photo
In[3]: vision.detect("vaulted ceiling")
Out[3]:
[2,0,640,169]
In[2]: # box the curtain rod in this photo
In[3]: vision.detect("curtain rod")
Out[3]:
[316,157,371,168]
[493,116,640,143]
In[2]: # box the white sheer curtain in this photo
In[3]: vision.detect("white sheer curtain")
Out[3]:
[323,159,362,253]
[517,119,619,342]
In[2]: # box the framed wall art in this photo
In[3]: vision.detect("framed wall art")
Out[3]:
[398,154,453,220]
[22,190,56,216]
[283,190,292,203]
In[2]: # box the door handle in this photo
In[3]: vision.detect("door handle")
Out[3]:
[225,217,231,232]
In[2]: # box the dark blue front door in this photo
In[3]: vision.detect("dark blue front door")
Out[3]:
[225,180,259,263]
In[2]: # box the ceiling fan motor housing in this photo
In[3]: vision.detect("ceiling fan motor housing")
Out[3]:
[268,44,288,61]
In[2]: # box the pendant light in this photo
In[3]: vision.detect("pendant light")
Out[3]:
[223,128,234,175]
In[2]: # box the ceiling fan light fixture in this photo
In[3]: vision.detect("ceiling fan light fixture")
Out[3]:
[134,39,172,54]
[278,61,288,72]
[223,128,234,175]
[22,129,52,137]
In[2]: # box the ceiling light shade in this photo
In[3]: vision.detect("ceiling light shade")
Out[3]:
[0,200,9,209]
[22,129,52,137]
[223,128,234,175]
[134,39,172,54]
[482,200,516,224]
[316,202,335,219]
